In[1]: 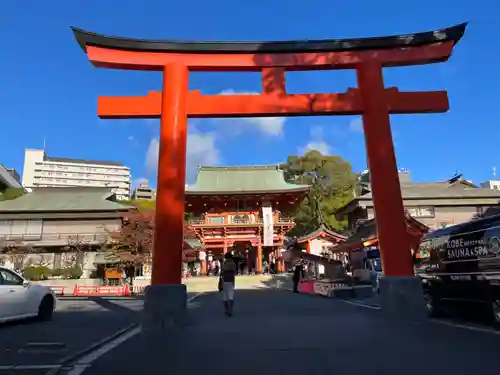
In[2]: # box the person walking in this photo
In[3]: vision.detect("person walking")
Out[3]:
[220,252,237,316]
[292,260,305,293]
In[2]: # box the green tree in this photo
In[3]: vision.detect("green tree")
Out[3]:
[119,199,156,212]
[0,188,25,201]
[280,150,357,237]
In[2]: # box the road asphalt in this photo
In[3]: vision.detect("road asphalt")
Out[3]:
[0,296,145,374]
[78,288,500,375]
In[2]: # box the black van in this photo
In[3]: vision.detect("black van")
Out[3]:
[415,214,500,323]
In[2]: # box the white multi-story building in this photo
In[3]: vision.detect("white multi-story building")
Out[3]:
[480,180,500,191]
[132,181,156,201]
[21,149,131,200]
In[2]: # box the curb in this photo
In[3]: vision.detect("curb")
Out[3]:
[256,284,382,307]
[45,292,204,375]
[45,323,139,375]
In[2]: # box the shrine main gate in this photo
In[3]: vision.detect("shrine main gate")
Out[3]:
[72,23,466,316]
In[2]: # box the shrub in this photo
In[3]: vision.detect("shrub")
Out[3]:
[22,266,52,281]
[51,268,64,277]
[62,266,83,279]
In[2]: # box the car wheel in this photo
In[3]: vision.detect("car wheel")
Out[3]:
[423,292,442,317]
[490,299,500,325]
[37,295,54,321]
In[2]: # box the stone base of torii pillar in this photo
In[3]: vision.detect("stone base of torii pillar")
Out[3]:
[378,276,427,320]
[141,284,189,335]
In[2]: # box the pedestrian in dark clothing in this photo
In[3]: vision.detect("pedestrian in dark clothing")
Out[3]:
[270,262,276,274]
[221,253,237,316]
[292,262,305,293]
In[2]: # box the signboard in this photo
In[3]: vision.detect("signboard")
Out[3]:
[262,203,274,247]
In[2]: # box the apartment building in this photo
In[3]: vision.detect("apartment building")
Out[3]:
[0,164,23,193]
[22,149,131,200]
[1,166,21,184]
[480,180,500,191]
[132,181,156,200]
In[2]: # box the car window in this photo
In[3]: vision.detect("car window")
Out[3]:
[0,269,24,286]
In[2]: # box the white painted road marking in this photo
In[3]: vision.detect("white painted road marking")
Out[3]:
[431,318,500,335]
[0,293,205,373]
[73,327,140,366]
[65,292,204,375]
[338,299,382,310]
[66,365,90,375]
[338,298,500,336]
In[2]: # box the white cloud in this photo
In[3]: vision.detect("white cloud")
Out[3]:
[348,117,363,133]
[302,140,330,155]
[145,139,159,172]
[218,89,285,136]
[299,125,331,155]
[186,131,220,182]
[145,128,220,183]
[143,88,289,184]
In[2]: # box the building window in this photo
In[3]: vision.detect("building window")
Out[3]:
[231,214,252,224]
[208,216,224,224]
[405,207,435,218]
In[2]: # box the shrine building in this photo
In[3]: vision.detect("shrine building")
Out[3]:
[295,224,347,257]
[331,213,430,258]
[185,165,310,275]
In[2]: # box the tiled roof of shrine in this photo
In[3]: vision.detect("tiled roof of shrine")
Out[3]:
[185,165,310,195]
[0,187,130,212]
[296,225,347,243]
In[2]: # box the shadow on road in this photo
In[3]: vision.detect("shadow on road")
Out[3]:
[87,296,142,316]
[0,296,143,367]
[86,287,500,375]
[257,273,498,328]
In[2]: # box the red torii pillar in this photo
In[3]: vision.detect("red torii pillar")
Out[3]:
[72,22,466,320]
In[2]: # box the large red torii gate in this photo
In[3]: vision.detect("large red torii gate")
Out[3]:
[72,23,466,314]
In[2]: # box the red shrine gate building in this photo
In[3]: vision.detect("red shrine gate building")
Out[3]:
[185,165,310,275]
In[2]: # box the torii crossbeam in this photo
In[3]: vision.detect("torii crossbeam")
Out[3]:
[72,23,466,296]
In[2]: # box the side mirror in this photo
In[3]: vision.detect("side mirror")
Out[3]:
[22,280,31,287]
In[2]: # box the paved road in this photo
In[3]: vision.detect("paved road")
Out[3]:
[80,288,500,375]
[0,296,144,374]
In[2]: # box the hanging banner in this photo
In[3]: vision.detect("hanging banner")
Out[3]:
[262,203,274,247]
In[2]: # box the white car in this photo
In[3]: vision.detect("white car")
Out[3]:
[0,266,57,323]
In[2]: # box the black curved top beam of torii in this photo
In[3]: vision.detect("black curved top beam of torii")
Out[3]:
[71,23,467,54]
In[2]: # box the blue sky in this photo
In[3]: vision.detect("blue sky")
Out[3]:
[1,1,497,187]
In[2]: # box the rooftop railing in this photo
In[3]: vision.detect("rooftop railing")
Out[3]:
[0,233,110,243]
[189,217,294,226]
